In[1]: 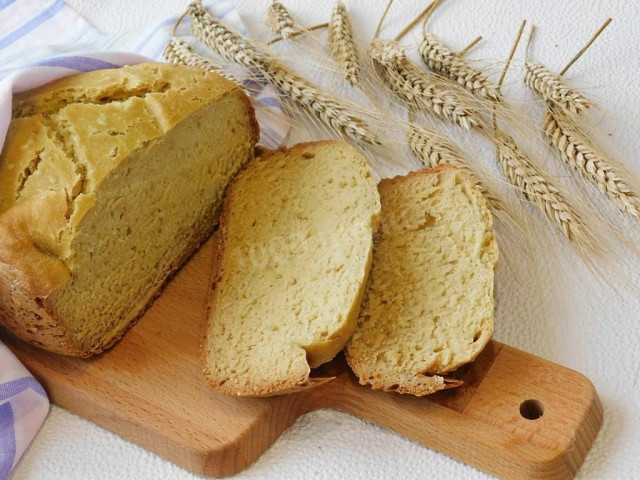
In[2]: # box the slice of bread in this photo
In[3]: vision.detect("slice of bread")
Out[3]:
[0,63,258,356]
[345,165,498,396]
[202,141,381,396]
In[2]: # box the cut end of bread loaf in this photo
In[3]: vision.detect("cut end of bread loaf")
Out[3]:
[202,141,381,396]
[346,165,498,396]
[0,63,258,356]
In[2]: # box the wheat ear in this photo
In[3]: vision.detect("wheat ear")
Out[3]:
[492,22,592,244]
[524,61,591,114]
[328,0,360,87]
[397,0,500,101]
[524,19,611,114]
[370,39,482,131]
[188,1,378,146]
[495,131,591,243]
[407,123,505,211]
[417,33,502,102]
[163,37,243,87]
[267,1,295,39]
[543,104,640,218]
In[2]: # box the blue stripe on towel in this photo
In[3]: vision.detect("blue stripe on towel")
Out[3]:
[256,96,282,108]
[0,377,47,402]
[27,55,120,71]
[0,403,16,479]
[0,0,18,10]
[0,0,65,50]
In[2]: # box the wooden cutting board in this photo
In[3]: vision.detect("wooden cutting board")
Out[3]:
[3,235,603,480]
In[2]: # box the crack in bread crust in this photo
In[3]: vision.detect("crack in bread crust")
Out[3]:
[12,76,171,119]
[0,62,259,356]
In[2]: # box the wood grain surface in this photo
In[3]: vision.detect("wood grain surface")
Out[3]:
[3,235,603,479]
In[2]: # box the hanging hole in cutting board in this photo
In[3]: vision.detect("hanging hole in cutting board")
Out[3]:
[519,399,545,420]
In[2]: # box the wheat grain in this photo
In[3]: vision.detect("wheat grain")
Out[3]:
[543,104,640,218]
[494,130,590,243]
[369,37,406,65]
[370,39,482,131]
[328,0,360,87]
[163,37,243,86]
[267,1,295,39]
[188,1,379,146]
[417,33,502,101]
[524,61,591,114]
[407,123,505,210]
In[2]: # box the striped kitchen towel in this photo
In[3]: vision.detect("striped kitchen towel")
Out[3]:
[0,344,48,480]
[0,1,289,478]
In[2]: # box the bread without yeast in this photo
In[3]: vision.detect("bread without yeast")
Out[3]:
[202,141,381,396]
[0,62,258,356]
[346,166,498,396]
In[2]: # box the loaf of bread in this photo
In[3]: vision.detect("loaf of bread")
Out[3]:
[346,166,498,396]
[0,62,258,356]
[202,141,381,396]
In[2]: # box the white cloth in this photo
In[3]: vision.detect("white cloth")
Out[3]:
[8,0,640,479]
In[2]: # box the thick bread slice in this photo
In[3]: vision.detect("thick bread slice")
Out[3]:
[0,62,259,356]
[345,165,498,396]
[202,141,381,396]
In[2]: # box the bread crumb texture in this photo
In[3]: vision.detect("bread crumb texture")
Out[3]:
[0,62,258,355]
[346,166,498,396]
[203,141,381,396]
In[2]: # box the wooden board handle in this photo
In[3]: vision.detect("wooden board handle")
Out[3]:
[4,235,602,479]
[304,342,602,480]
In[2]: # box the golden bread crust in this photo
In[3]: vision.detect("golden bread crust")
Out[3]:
[0,62,259,356]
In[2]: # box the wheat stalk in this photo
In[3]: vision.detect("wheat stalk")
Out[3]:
[417,33,502,102]
[328,0,360,87]
[407,123,505,211]
[524,61,591,114]
[163,37,243,87]
[267,1,295,39]
[543,104,640,218]
[188,1,378,146]
[370,39,482,131]
[494,130,591,243]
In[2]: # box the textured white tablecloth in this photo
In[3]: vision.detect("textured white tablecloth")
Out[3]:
[10,1,640,479]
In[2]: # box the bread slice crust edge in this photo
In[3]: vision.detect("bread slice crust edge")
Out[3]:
[345,164,498,396]
[201,140,381,396]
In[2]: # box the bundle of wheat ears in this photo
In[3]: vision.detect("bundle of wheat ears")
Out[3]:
[408,0,503,102]
[164,0,638,270]
[522,19,640,222]
[369,38,485,131]
[418,32,502,102]
[183,1,380,147]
